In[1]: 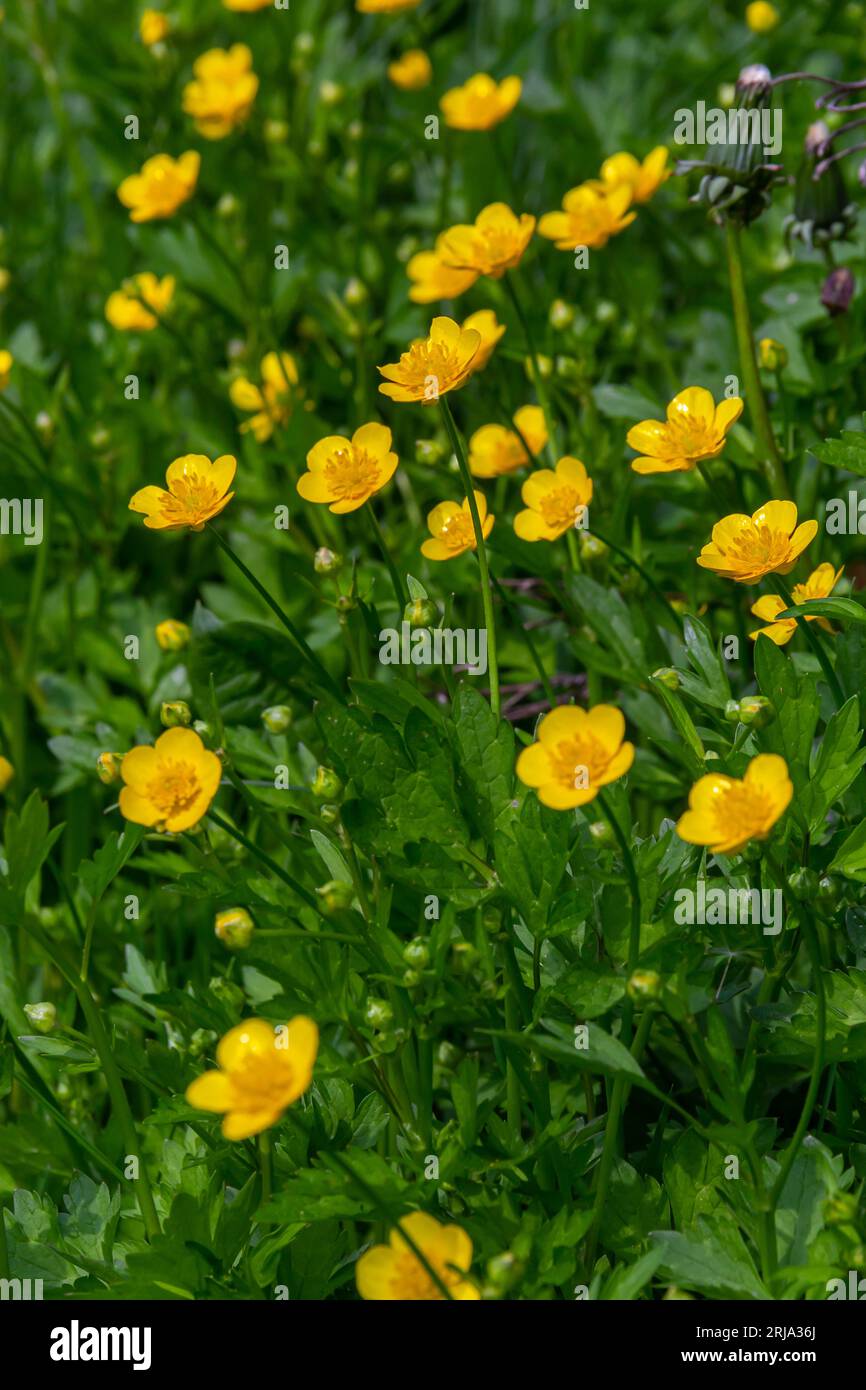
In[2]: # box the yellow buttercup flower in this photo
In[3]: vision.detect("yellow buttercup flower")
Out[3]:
[387,49,432,90]
[677,754,793,856]
[140,9,169,45]
[406,251,478,304]
[182,45,258,140]
[421,491,493,560]
[627,386,743,475]
[468,406,546,478]
[186,1016,318,1141]
[119,727,222,833]
[746,1,779,33]
[461,309,505,372]
[223,0,273,9]
[0,349,12,391]
[129,454,236,532]
[440,73,521,131]
[539,184,636,251]
[436,203,535,279]
[513,404,548,457]
[155,619,191,652]
[229,352,299,441]
[117,151,200,222]
[105,273,175,331]
[357,0,420,10]
[0,756,14,794]
[356,1212,479,1301]
[697,501,818,584]
[378,316,481,404]
[516,704,634,811]
[749,563,843,644]
[593,147,670,204]
[514,456,593,542]
[297,423,398,514]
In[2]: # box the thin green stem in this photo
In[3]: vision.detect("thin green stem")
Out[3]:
[366,501,406,611]
[724,221,788,499]
[504,272,561,462]
[206,809,318,911]
[258,1131,272,1207]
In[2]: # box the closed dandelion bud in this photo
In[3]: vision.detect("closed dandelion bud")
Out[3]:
[687,65,778,225]
[404,598,438,629]
[311,765,343,801]
[364,997,393,1030]
[188,1027,217,1059]
[821,266,855,316]
[214,907,254,950]
[817,874,840,907]
[24,1001,56,1033]
[588,820,615,846]
[758,337,787,371]
[155,619,191,652]
[549,298,574,330]
[317,878,354,914]
[35,411,54,443]
[788,867,819,901]
[652,667,680,691]
[416,438,445,465]
[160,700,192,728]
[626,969,662,1003]
[314,546,341,575]
[209,976,245,1012]
[262,704,292,735]
[739,695,775,728]
[824,1193,858,1226]
[96,751,123,785]
[319,803,341,825]
[724,698,742,724]
[450,942,478,975]
[524,353,553,380]
[402,938,429,969]
[0,755,15,793]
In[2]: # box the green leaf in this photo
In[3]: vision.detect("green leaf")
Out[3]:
[550,962,625,1019]
[77,824,146,906]
[829,817,866,880]
[451,686,515,843]
[754,634,820,802]
[2,793,64,899]
[673,614,732,711]
[800,696,866,832]
[593,382,662,420]
[776,597,866,624]
[811,427,866,476]
[309,829,352,883]
[651,1216,768,1298]
[494,796,570,933]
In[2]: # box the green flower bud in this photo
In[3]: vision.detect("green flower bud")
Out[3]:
[311,766,343,801]
[524,353,553,380]
[404,598,438,629]
[724,698,741,724]
[436,1041,462,1069]
[217,192,241,218]
[364,997,393,1030]
[188,1027,217,1059]
[262,705,293,735]
[336,593,357,614]
[402,938,430,969]
[35,411,54,444]
[192,720,215,742]
[316,878,354,914]
[160,700,192,728]
[578,533,607,563]
[626,969,662,1003]
[652,667,680,691]
[664,1286,695,1301]
[319,803,341,825]
[817,874,840,907]
[450,942,478,975]
[24,1001,56,1033]
[155,619,191,652]
[758,337,788,371]
[96,751,124,785]
[214,907,254,950]
[486,1252,522,1289]
[314,546,342,575]
[595,299,618,325]
[209,976,245,1012]
[416,438,445,465]
[738,695,776,728]
[343,277,368,307]
[588,820,615,846]
[549,298,575,330]
[787,867,819,901]
[401,968,422,988]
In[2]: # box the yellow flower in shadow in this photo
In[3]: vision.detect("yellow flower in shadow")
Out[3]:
[627,386,743,475]
[356,1212,479,1300]
[591,147,670,204]
[516,704,634,810]
[105,273,175,331]
[421,491,493,560]
[406,251,478,304]
[469,404,547,478]
[461,309,505,372]
[186,1016,318,1140]
[676,754,793,856]
[698,500,818,583]
[119,727,222,833]
[129,454,236,531]
[229,352,299,441]
[297,423,398,513]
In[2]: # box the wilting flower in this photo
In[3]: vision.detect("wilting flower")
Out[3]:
[749,563,843,644]
[156,618,191,652]
[697,501,818,583]
[440,73,521,131]
[297,423,398,513]
[129,454,236,531]
[356,0,421,11]
[461,309,505,372]
[117,151,200,222]
[516,704,634,810]
[539,184,636,251]
[514,456,593,541]
[387,49,432,90]
[182,45,259,140]
[0,349,12,391]
[436,203,535,279]
[119,727,222,832]
[186,1016,318,1140]
[626,386,743,475]
[821,267,855,317]
[745,1,779,32]
[378,316,481,404]
[140,9,169,45]
[592,147,670,204]
[105,273,175,331]
[421,492,493,561]
[356,1212,479,1301]
[229,352,299,441]
[0,756,15,793]
[676,754,792,856]
[406,251,478,304]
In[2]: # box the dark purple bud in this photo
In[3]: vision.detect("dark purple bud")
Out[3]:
[821,266,855,316]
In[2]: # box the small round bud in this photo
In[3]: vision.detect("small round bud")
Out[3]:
[416,438,446,465]
[758,337,788,372]
[549,298,575,330]
[89,424,110,450]
[188,1027,217,1059]
[293,32,314,56]
[486,1252,522,1289]
[404,598,438,629]
[588,820,615,846]
[319,80,343,106]
[578,533,607,563]
[155,619,191,652]
[262,704,292,735]
[216,192,240,218]
[347,120,363,142]
[314,546,342,575]
[96,751,124,785]
[738,695,775,729]
[817,874,840,907]
[209,976,245,1012]
[343,277,368,308]
[336,593,357,614]
[311,766,343,801]
[402,968,422,989]
[450,942,478,975]
[192,720,214,742]
[35,411,54,444]
[436,1041,462,1069]
[626,969,662,1003]
[594,299,618,326]
[316,879,354,914]
[652,667,680,691]
[402,938,430,969]
[160,700,192,728]
[0,268,10,293]
[787,867,819,901]
[24,1001,56,1033]
[319,803,341,825]
[214,907,254,951]
[364,997,393,1030]
[724,699,742,724]
[717,83,737,109]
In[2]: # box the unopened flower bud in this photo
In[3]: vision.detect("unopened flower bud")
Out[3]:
[319,803,340,825]
[404,598,438,629]
[821,267,855,316]
[758,337,787,371]
[402,968,422,988]
[578,533,607,562]
[549,299,574,330]
[402,938,429,969]
[24,1001,56,1033]
[317,878,354,914]
[724,698,742,724]
[314,546,341,575]
[364,997,393,1030]
[217,192,240,218]
[189,1027,217,1058]
[817,874,840,906]
[588,820,614,846]
[311,765,343,800]
[824,1193,859,1226]
[319,80,343,106]
[336,592,357,614]
[787,866,819,901]
[652,667,680,691]
[627,969,662,1002]
[160,700,192,728]
[96,751,124,785]
[214,907,254,950]
[155,619,190,652]
[450,942,478,975]
[262,704,292,735]
[192,720,215,742]
[738,694,775,728]
[524,353,553,380]
[486,1252,523,1289]
[343,277,367,307]
[436,1040,462,1069]
[35,411,54,443]
[416,438,445,465]
[209,976,245,1012]
[595,299,618,326]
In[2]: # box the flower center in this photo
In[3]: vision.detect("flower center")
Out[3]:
[732,525,792,570]
[392,1251,463,1300]
[232,1054,295,1109]
[440,512,476,550]
[324,447,381,500]
[404,341,458,385]
[665,416,715,458]
[163,471,223,524]
[539,486,586,533]
[146,759,202,823]
[712,782,773,839]
[548,734,611,789]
